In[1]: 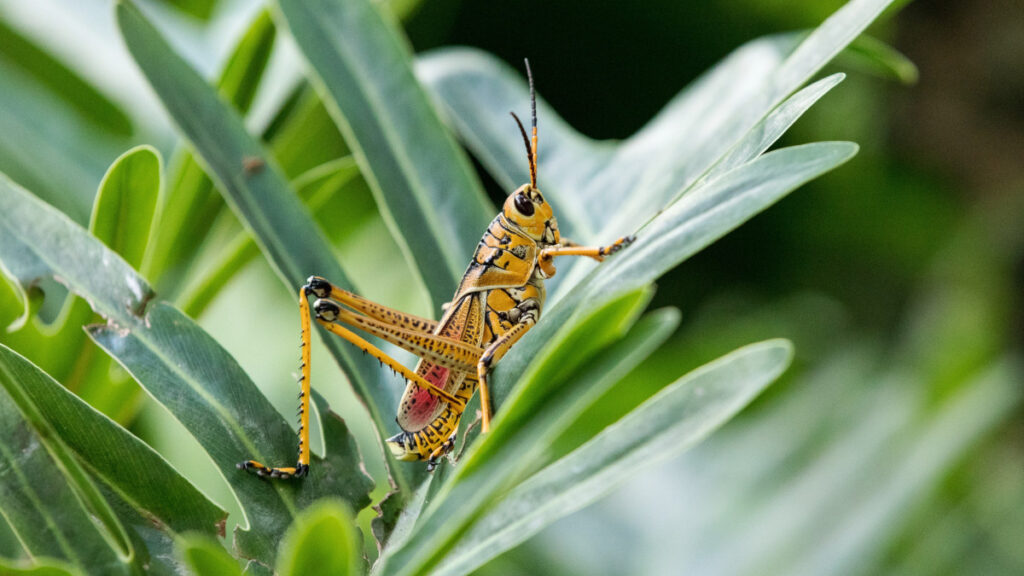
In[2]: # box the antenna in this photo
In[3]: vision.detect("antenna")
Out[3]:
[525,58,537,188]
[507,59,540,188]
[510,111,533,188]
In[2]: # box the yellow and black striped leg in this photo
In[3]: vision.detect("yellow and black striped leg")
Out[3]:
[312,305,468,407]
[309,276,439,334]
[238,276,461,480]
[238,284,314,479]
[313,299,482,373]
[477,312,537,433]
[541,235,635,263]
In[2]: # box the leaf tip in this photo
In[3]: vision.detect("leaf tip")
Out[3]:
[751,337,796,379]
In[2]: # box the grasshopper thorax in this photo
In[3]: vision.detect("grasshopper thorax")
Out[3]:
[502,183,560,246]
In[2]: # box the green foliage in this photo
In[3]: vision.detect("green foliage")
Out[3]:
[275,500,362,576]
[91,146,160,270]
[276,0,495,310]
[435,340,794,576]
[3,0,998,575]
[178,534,244,576]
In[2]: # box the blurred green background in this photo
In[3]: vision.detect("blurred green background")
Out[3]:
[0,0,1021,573]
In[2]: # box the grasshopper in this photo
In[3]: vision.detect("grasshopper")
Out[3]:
[239,61,633,477]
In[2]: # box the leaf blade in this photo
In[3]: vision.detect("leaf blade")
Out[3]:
[115,0,412,491]
[144,8,277,293]
[275,0,494,309]
[178,534,244,576]
[90,145,160,270]
[437,340,793,576]
[0,342,226,538]
[0,346,134,574]
[276,500,361,576]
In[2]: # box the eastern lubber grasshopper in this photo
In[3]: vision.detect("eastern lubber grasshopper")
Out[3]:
[239,61,633,477]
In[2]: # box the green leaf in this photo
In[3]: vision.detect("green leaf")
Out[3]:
[0,173,373,567]
[0,19,132,137]
[839,35,919,85]
[0,172,155,328]
[274,0,494,309]
[0,57,118,226]
[145,9,276,294]
[592,142,860,297]
[264,83,350,180]
[91,145,160,270]
[0,346,134,574]
[115,0,412,492]
[0,342,225,538]
[435,340,793,576]
[178,534,244,576]
[700,73,846,183]
[276,500,361,576]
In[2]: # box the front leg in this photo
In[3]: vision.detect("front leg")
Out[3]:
[538,236,634,275]
[476,305,539,432]
[544,235,635,261]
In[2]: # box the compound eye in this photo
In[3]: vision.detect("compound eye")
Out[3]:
[514,193,535,216]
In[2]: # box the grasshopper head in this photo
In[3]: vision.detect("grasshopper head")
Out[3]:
[503,184,560,245]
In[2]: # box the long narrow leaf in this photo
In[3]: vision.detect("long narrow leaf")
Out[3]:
[91,145,160,270]
[0,57,121,227]
[593,142,860,296]
[0,19,132,136]
[275,500,361,576]
[115,0,417,492]
[436,340,793,576]
[0,343,225,537]
[145,9,276,295]
[274,0,494,309]
[0,347,133,575]
[700,73,845,183]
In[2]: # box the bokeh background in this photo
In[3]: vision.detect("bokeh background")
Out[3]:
[0,0,1021,573]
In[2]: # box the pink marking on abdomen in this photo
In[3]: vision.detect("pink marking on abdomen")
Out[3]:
[405,363,449,429]
[401,296,471,430]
